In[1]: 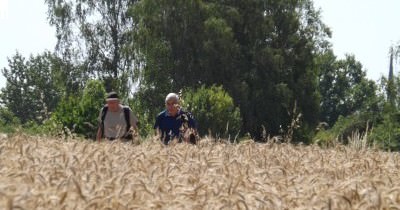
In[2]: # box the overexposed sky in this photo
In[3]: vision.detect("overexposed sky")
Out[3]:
[0,0,400,89]
[313,0,400,80]
[0,0,56,88]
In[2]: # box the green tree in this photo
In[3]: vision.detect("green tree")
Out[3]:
[77,80,107,137]
[318,53,379,127]
[1,52,63,124]
[366,44,400,150]
[131,0,242,121]
[51,56,88,97]
[132,0,331,141]
[52,80,106,138]
[45,0,139,95]
[52,94,81,132]
[128,96,155,137]
[0,106,20,133]
[369,111,400,151]
[182,85,242,139]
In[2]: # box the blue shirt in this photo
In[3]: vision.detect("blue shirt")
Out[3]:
[154,109,196,143]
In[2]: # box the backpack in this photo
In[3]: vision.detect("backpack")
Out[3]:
[100,106,131,137]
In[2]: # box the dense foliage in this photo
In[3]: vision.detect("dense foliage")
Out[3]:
[1,52,63,124]
[52,80,106,138]
[132,0,330,141]
[0,0,399,149]
[181,85,242,139]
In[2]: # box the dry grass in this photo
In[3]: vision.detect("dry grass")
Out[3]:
[1,135,400,209]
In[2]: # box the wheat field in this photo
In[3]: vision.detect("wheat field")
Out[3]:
[0,135,400,209]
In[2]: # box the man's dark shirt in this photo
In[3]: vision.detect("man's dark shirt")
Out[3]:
[154,109,196,144]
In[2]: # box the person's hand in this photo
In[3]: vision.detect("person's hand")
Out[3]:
[173,104,181,110]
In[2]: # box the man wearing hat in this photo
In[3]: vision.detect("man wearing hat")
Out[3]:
[154,93,197,145]
[96,91,138,142]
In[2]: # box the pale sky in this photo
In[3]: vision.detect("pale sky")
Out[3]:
[0,0,56,89]
[0,0,400,89]
[313,0,400,80]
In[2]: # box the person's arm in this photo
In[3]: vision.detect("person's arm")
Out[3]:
[155,128,162,138]
[131,125,139,138]
[97,108,104,142]
[154,114,163,142]
[129,109,139,138]
[96,126,102,142]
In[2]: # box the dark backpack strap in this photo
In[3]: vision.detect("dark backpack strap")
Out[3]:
[100,106,108,136]
[123,107,131,132]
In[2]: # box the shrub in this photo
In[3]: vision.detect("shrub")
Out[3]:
[369,111,400,151]
[52,80,106,138]
[181,85,242,140]
[78,80,107,137]
[128,97,155,138]
[0,107,20,133]
[313,114,371,146]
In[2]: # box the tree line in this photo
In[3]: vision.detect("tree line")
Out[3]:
[1,0,400,149]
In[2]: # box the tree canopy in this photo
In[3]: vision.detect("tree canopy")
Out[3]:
[45,0,139,96]
[0,0,395,148]
[132,0,331,140]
